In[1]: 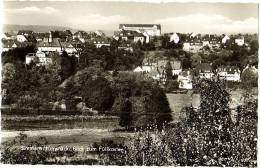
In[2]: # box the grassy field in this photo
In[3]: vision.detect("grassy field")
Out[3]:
[2,115,120,131]
[2,88,257,147]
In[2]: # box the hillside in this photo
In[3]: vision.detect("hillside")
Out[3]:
[3,24,77,33]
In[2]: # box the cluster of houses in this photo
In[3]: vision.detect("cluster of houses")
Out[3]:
[113,24,161,44]
[182,33,245,53]
[133,58,257,90]
[0,23,253,69]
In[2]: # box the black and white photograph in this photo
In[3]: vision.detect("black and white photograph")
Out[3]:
[0,0,259,166]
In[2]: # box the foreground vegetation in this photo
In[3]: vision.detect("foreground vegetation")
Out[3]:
[1,79,257,166]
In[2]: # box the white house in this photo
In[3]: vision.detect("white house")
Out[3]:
[119,24,161,36]
[25,51,52,66]
[133,65,152,73]
[222,35,230,44]
[183,42,191,51]
[177,71,193,89]
[16,30,34,43]
[216,66,241,82]
[17,35,28,42]
[183,41,203,53]
[235,36,244,46]
[169,33,180,44]
[143,32,150,43]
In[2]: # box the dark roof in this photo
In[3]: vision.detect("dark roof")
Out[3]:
[17,30,33,35]
[217,66,240,74]
[119,24,161,30]
[2,40,33,48]
[37,38,61,47]
[33,32,49,39]
[195,63,212,73]
[119,30,145,37]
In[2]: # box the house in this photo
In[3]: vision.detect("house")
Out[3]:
[222,35,230,44]
[94,30,105,37]
[216,66,241,82]
[17,30,35,43]
[25,51,52,66]
[235,36,245,46]
[171,60,182,75]
[183,35,203,53]
[60,41,77,54]
[2,40,33,52]
[169,33,180,44]
[73,31,89,42]
[119,24,161,36]
[116,30,146,43]
[202,34,221,48]
[88,37,111,48]
[1,32,12,40]
[133,65,152,73]
[33,32,49,42]
[195,63,214,79]
[177,71,193,89]
[37,36,62,53]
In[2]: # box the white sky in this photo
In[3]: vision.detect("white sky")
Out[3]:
[3,1,259,33]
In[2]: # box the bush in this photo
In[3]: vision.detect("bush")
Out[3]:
[165,80,179,92]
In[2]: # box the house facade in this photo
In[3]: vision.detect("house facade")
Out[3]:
[25,51,52,66]
[222,35,230,44]
[169,33,180,44]
[235,36,245,46]
[195,63,214,79]
[216,66,241,82]
[119,24,161,36]
[177,71,193,89]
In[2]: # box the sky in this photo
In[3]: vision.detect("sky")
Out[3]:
[3,1,259,34]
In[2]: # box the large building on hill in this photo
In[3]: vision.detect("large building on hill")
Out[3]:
[119,24,161,36]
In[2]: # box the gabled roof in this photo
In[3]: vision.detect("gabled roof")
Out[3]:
[37,38,61,47]
[2,40,33,48]
[217,66,240,74]
[119,30,145,37]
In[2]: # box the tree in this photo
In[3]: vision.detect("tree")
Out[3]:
[113,73,172,129]
[2,45,36,64]
[60,51,77,80]
[165,61,173,82]
[169,79,235,166]
[240,68,258,89]
[249,40,258,55]
[81,76,114,111]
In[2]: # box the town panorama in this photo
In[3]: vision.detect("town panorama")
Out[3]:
[1,2,258,167]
